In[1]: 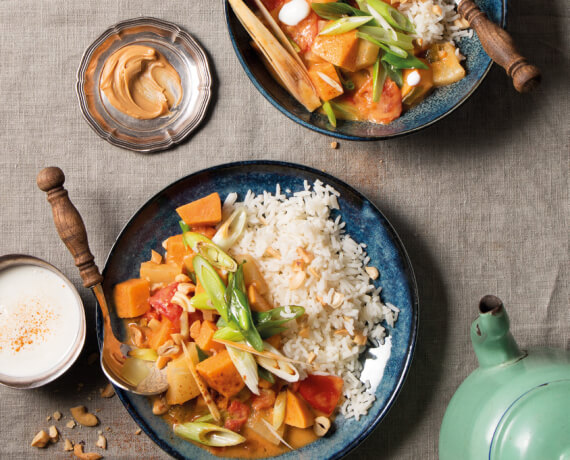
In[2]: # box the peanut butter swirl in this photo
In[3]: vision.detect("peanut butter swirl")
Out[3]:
[100,45,182,119]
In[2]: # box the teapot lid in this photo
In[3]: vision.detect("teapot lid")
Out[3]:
[490,379,570,460]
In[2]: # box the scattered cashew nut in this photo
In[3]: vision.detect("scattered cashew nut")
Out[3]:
[288,271,306,290]
[48,425,59,442]
[95,434,107,450]
[100,382,115,398]
[70,406,99,427]
[31,430,50,448]
[73,443,102,460]
[157,340,180,357]
[313,416,331,437]
[64,438,74,451]
[365,266,379,280]
[152,395,170,415]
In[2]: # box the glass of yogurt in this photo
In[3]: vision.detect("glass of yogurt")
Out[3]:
[0,255,85,388]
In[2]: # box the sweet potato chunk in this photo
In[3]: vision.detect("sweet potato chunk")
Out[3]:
[165,234,191,269]
[285,390,314,428]
[176,193,222,227]
[196,321,225,354]
[308,62,343,101]
[113,278,150,318]
[140,261,181,285]
[312,30,359,72]
[196,350,245,398]
[148,318,177,350]
[166,355,201,405]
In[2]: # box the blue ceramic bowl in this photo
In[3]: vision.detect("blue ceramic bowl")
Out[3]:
[225,1,505,140]
[97,161,419,459]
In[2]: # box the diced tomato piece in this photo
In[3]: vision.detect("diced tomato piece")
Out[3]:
[282,11,319,53]
[354,76,402,125]
[251,389,276,411]
[298,374,343,416]
[149,283,182,323]
[224,400,250,432]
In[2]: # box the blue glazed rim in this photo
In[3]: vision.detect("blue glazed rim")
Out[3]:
[224,1,506,141]
[96,160,419,459]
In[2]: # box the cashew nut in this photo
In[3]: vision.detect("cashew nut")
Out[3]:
[353,332,367,346]
[152,395,170,415]
[64,438,74,451]
[48,425,59,442]
[174,273,191,283]
[157,340,180,357]
[288,271,306,290]
[365,266,379,280]
[100,382,115,398]
[156,355,171,370]
[291,258,306,272]
[73,443,102,460]
[95,434,107,450]
[53,410,62,420]
[31,430,50,448]
[176,282,195,294]
[128,323,146,348]
[313,416,331,437]
[296,247,314,263]
[70,406,99,427]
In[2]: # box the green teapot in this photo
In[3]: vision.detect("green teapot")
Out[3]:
[439,295,570,460]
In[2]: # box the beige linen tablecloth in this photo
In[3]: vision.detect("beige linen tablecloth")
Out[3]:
[0,0,568,458]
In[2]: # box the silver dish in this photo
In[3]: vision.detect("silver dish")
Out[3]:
[76,17,212,153]
[0,254,86,389]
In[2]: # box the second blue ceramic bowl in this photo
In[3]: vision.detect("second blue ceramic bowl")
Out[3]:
[225,0,505,140]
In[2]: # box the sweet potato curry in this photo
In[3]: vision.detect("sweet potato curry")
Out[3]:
[113,192,344,457]
[228,0,468,126]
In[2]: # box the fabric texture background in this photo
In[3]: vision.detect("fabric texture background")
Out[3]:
[0,0,568,458]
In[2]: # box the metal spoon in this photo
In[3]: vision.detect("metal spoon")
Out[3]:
[37,167,168,395]
[455,0,541,92]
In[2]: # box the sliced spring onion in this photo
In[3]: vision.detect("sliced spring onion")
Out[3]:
[183,231,211,251]
[318,16,373,36]
[384,63,404,87]
[356,31,408,58]
[213,325,245,342]
[227,265,264,351]
[372,57,388,102]
[273,390,287,429]
[127,348,158,362]
[322,101,337,128]
[366,3,398,41]
[254,306,305,326]
[382,52,429,70]
[196,241,238,272]
[174,422,245,447]
[226,343,260,395]
[358,25,414,50]
[194,413,215,423]
[193,255,230,322]
[255,343,300,383]
[366,0,415,33]
[212,207,247,251]
[258,365,275,384]
[214,338,305,365]
[311,2,369,20]
[317,71,343,93]
[329,101,359,121]
[189,292,217,311]
[179,220,191,249]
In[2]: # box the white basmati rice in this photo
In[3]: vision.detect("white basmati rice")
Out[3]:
[398,0,474,46]
[227,181,397,420]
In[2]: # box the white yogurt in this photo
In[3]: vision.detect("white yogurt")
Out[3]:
[406,70,421,87]
[278,0,310,26]
[0,265,82,378]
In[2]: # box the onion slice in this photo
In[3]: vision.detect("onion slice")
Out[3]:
[273,390,287,429]
[212,207,247,251]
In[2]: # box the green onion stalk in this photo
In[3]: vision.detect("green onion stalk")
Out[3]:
[174,422,246,447]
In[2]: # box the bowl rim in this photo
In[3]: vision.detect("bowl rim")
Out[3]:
[97,160,419,459]
[224,1,507,141]
[0,254,86,389]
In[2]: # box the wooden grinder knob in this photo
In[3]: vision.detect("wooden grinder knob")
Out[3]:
[37,167,103,288]
[458,0,541,93]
